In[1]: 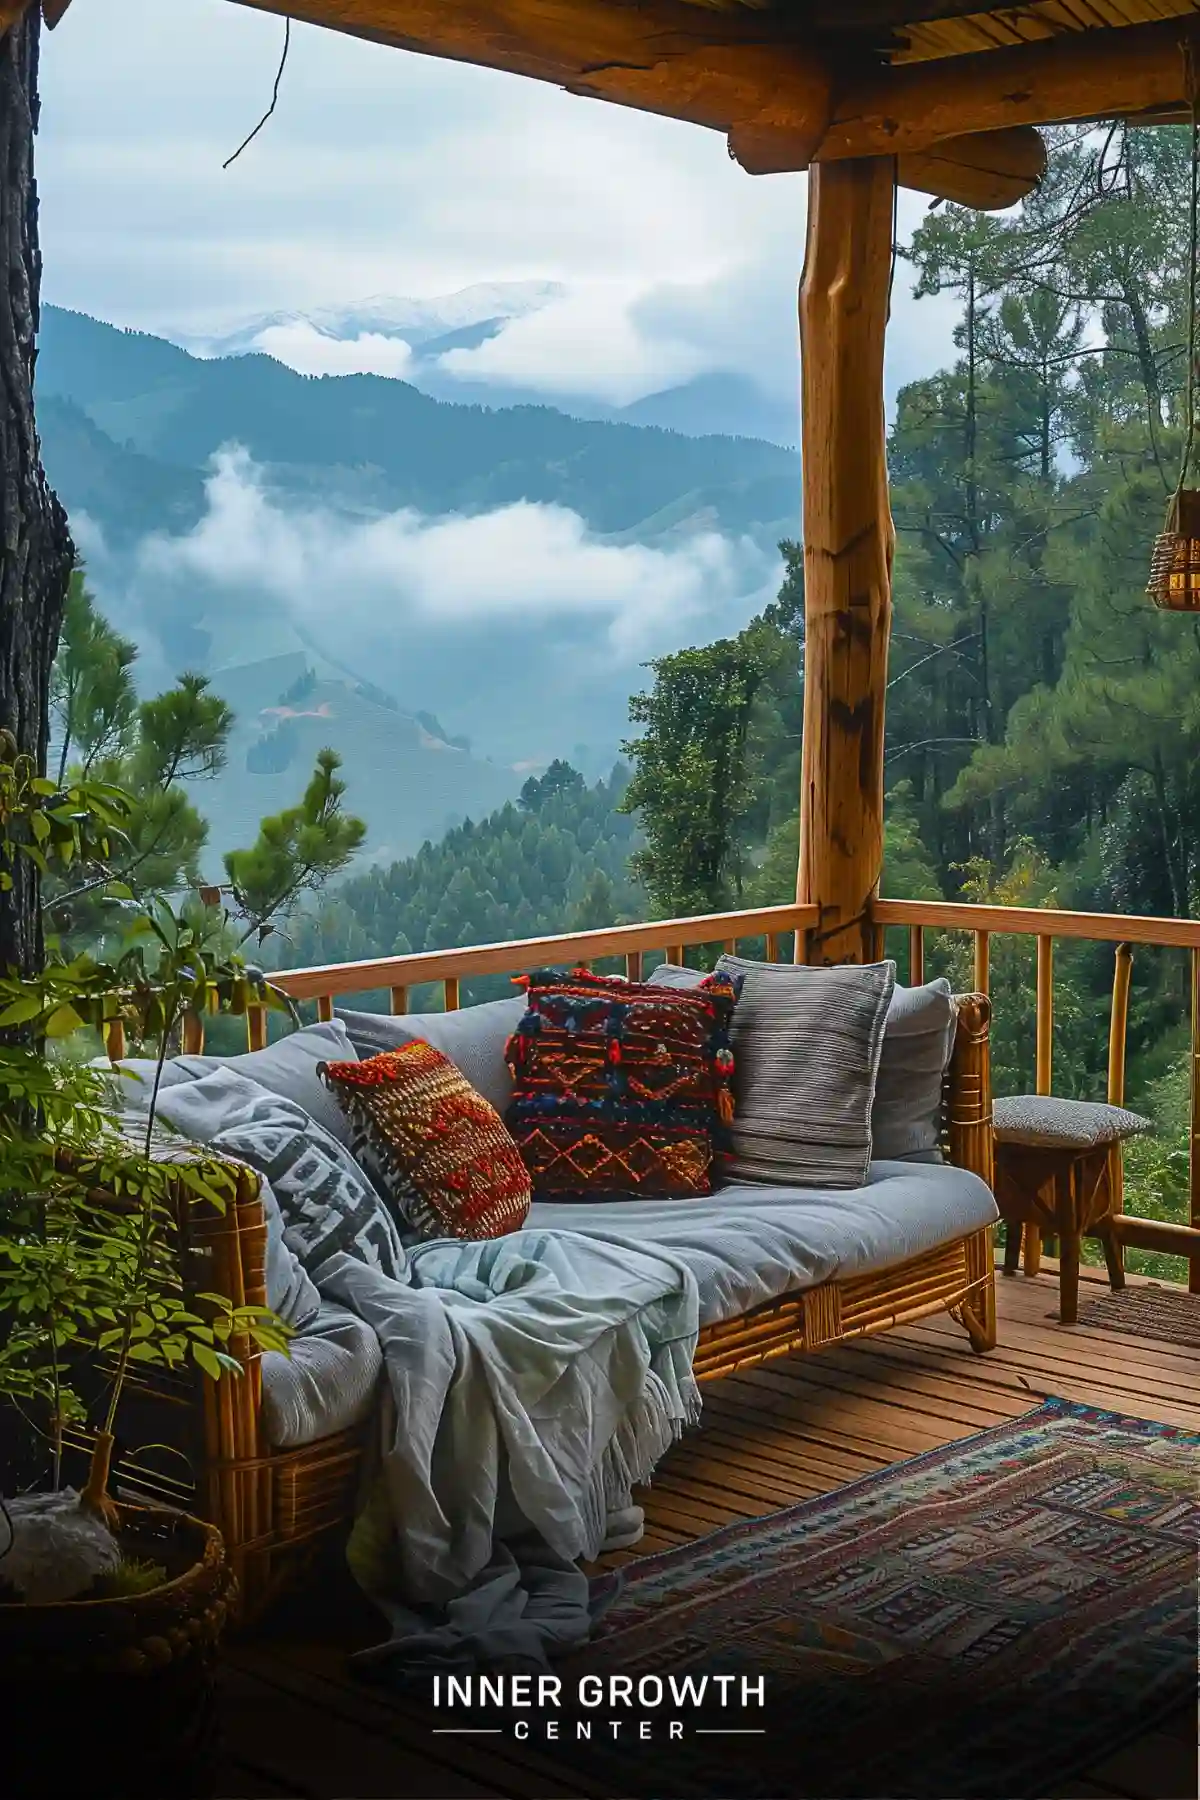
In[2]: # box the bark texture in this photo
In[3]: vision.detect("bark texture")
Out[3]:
[796,157,894,966]
[0,6,74,976]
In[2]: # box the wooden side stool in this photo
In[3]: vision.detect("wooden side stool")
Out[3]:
[992,944,1151,1325]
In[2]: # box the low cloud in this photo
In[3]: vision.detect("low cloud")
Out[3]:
[135,446,778,662]
[249,322,415,379]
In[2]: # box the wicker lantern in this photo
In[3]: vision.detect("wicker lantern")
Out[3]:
[1147,490,1200,612]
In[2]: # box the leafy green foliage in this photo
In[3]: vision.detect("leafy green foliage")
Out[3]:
[224,748,366,947]
[45,578,366,958]
[0,757,293,1503]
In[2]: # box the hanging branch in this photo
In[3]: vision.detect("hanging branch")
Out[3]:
[223,17,291,170]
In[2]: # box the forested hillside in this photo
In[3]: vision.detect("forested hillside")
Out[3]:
[283,762,645,1007]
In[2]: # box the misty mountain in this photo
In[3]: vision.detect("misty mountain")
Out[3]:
[36,304,798,853]
[38,306,797,537]
[191,283,798,446]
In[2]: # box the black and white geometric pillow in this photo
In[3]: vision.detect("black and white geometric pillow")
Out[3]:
[153,1066,408,1284]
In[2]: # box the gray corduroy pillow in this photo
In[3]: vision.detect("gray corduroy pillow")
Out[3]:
[649,962,945,1165]
[713,954,896,1189]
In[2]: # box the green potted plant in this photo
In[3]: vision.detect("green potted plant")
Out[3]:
[0,747,293,1798]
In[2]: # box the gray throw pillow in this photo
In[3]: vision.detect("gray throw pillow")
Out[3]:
[648,963,953,1164]
[154,1065,407,1285]
[337,996,525,1118]
[873,979,957,1162]
[712,954,896,1189]
[172,1017,359,1148]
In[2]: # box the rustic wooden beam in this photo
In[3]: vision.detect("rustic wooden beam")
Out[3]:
[232,0,833,158]
[730,123,1046,210]
[821,16,1200,159]
[796,157,894,967]
[230,2,1200,160]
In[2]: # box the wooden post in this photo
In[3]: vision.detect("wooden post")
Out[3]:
[797,157,895,967]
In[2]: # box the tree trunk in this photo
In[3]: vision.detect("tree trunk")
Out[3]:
[796,156,894,965]
[0,5,73,978]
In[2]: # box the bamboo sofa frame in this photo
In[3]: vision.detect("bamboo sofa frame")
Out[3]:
[93,990,996,1618]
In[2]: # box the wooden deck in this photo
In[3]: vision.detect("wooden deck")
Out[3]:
[217,1263,1200,1800]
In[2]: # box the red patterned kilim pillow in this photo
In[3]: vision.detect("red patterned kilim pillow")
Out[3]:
[319,1042,531,1240]
[504,966,738,1199]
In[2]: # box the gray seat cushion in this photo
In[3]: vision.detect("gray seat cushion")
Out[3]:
[529,1160,998,1327]
[648,963,953,1164]
[171,1018,360,1147]
[337,996,525,1117]
[993,1094,1152,1150]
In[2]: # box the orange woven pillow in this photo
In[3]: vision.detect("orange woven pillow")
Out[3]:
[319,1042,531,1241]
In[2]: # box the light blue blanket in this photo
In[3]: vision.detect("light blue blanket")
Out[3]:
[147,1068,701,1669]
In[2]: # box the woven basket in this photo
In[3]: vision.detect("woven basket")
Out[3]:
[0,1502,234,1799]
[1147,489,1200,611]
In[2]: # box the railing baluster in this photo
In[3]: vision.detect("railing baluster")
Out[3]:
[1023,933,1055,1279]
[444,977,460,1012]
[246,1004,268,1053]
[908,924,924,987]
[105,1017,127,1063]
[1107,944,1133,1106]
[1191,946,1200,1294]
[766,932,782,962]
[390,986,408,1015]
[1035,936,1053,1095]
[973,930,990,995]
[723,939,737,956]
[181,1011,205,1055]
[666,945,684,966]
[625,952,643,983]
[316,995,334,1023]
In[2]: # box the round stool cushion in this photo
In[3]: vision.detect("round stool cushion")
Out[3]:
[993,1094,1151,1150]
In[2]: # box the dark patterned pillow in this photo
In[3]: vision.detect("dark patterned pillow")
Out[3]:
[319,1042,531,1241]
[504,966,739,1199]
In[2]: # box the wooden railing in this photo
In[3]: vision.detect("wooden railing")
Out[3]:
[111,893,1199,1289]
[876,900,1200,1289]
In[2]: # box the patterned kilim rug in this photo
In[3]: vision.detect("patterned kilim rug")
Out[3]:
[1076,1282,1200,1349]
[546,1398,1199,1800]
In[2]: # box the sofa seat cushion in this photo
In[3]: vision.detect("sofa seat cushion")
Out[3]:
[993,1095,1151,1150]
[528,1160,997,1329]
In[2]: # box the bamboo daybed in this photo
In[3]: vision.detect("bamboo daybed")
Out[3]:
[86,990,996,1618]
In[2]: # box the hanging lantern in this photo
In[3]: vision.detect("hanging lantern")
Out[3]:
[1148,50,1200,612]
[1147,491,1200,612]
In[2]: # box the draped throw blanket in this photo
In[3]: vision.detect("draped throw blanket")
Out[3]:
[150,1071,701,1669]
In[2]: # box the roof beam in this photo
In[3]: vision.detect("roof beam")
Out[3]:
[821,15,1200,157]
[232,0,834,161]
[732,122,1047,209]
[230,3,1198,168]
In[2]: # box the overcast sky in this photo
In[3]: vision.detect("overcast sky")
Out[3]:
[35,0,959,410]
